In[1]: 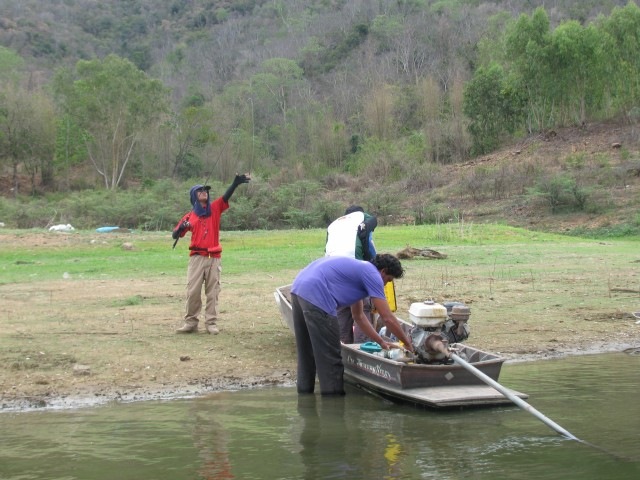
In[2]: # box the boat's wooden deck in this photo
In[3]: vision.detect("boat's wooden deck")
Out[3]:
[345,370,528,408]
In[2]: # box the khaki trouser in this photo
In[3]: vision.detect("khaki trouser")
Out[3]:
[184,255,221,326]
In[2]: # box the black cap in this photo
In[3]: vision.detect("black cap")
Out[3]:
[345,205,364,215]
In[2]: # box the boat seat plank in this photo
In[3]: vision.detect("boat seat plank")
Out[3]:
[408,385,528,405]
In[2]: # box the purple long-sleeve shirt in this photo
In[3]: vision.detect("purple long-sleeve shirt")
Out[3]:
[291,256,385,316]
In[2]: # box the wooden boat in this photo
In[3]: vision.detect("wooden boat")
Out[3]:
[340,343,528,408]
[274,284,295,331]
[274,285,528,408]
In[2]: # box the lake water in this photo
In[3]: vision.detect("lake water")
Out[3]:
[1,352,638,480]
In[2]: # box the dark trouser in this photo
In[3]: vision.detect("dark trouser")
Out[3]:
[291,294,345,395]
[337,297,373,344]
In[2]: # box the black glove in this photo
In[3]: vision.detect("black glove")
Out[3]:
[172,220,189,240]
[357,223,368,241]
[233,174,250,186]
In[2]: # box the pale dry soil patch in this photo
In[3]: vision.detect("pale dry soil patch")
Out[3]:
[1,233,639,412]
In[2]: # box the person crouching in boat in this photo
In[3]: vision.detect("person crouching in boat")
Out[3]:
[290,253,414,395]
[325,204,379,344]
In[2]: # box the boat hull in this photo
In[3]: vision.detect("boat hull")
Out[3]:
[341,343,504,389]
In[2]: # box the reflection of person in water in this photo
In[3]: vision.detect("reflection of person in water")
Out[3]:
[190,400,235,479]
[199,444,234,480]
[297,394,358,479]
[297,395,407,478]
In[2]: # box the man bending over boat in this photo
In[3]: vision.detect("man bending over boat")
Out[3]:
[290,253,414,395]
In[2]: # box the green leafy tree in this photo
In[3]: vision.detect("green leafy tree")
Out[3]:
[250,58,304,125]
[598,2,640,112]
[53,54,169,189]
[547,21,607,124]
[166,102,218,180]
[463,63,525,155]
[0,87,56,195]
[0,48,27,193]
[503,7,609,129]
[54,114,89,191]
[504,7,553,130]
[0,46,24,85]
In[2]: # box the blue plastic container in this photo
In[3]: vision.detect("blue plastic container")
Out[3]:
[360,342,382,353]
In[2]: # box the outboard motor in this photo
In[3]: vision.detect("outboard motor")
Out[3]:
[442,302,471,345]
[408,300,450,364]
[408,300,472,364]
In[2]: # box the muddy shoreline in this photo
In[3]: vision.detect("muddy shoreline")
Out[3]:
[3,341,637,414]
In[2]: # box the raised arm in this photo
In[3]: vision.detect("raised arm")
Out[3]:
[222,173,251,202]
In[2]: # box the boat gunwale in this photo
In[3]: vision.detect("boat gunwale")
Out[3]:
[342,342,504,367]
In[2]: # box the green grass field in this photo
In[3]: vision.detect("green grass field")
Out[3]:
[4,223,636,284]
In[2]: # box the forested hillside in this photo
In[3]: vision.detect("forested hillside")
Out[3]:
[0,0,639,235]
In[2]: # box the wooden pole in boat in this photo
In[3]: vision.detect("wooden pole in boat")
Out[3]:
[450,353,579,441]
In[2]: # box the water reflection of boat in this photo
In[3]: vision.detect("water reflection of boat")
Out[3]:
[274,285,528,408]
